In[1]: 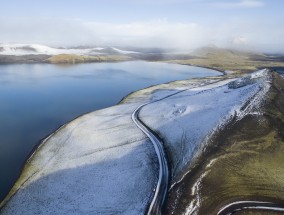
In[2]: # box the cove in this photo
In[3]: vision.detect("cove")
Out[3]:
[0,61,221,201]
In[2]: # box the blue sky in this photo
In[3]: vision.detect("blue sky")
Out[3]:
[1,0,284,52]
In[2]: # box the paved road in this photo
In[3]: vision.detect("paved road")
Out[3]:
[131,80,223,215]
[132,103,169,215]
[217,201,284,215]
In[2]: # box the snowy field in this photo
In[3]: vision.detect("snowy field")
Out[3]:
[140,70,270,180]
[0,69,270,214]
[0,44,137,56]
[1,103,158,215]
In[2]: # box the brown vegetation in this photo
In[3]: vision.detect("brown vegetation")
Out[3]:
[47,54,131,64]
[0,55,50,64]
[166,47,284,73]
[165,72,284,215]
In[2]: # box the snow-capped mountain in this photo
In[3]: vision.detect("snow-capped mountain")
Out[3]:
[0,44,140,56]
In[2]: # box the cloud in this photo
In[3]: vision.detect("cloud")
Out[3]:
[0,18,95,46]
[232,36,248,45]
[0,17,283,53]
[213,0,265,9]
[83,20,204,49]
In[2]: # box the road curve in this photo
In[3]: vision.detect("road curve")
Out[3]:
[217,201,284,215]
[132,103,169,215]
[131,81,223,214]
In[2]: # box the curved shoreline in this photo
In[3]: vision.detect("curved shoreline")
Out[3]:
[3,67,283,215]
[0,64,223,210]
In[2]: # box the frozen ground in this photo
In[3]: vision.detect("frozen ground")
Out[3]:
[0,104,158,215]
[139,69,270,180]
[0,70,270,214]
[111,47,140,54]
[0,44,138,56]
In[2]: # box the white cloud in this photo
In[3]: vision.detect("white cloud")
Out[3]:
[0,18,96,47]
[83,20,204,49]
[213,0,265,9]
[232,36,248,45]
[0,17,283,53]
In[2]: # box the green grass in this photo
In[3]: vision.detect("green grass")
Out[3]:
[165,73,284,215]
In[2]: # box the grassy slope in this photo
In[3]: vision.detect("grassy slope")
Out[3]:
[1,47,284,71]
[165,72,284,215]
[0,55,51,64]
[165,47,284,73]
[47,54,131,64]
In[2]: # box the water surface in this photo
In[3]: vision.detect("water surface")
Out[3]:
[0,61,220,201]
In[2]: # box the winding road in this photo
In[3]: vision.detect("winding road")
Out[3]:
[131,81,223,214]
[217,201,284,215]
[132,73,284,215]
[132,103,169,215]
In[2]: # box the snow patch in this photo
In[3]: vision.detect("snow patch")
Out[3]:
[0,44,139,56]
[172,105,187,116]
[140,70,269,181]
[1,103,158,215]
[111,47,140,54]
[250,68,269,79]
[224,70,234,75]
[1,70,270,215]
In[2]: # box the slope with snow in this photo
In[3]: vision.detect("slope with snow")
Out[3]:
[0,44,139,56]
[111,47,140,54]
[0,69,270,214]
[139,70,269,180]
[0,103,158,215]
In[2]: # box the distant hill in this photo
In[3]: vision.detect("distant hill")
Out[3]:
[166,46,284,73]
[0,44,283,71]
[0,44,141,56]
[47,54,130,64]
[0,55,51,64]
[191,46,266,59]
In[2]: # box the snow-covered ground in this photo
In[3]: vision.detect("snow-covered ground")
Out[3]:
[0,69,270,214]
[0,44,138,56]
[0,103,159,215]
[111,47,140,54]
[140,69,270,180]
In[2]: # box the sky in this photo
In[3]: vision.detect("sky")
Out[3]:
[0,0,284,53]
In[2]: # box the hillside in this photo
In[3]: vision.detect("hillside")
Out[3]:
[166,47,284,73]
[0,44,140,56]
[47,54,131,64]
[0,44,284,71]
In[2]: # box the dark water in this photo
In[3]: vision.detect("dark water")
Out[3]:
[277,69,284,77]
[0,61,220,201]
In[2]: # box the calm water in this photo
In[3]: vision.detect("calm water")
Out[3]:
[277,69,284,77]
[0,61,221,201]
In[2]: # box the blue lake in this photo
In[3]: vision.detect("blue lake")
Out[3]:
[277,69,284,77]
[0,61,221,201]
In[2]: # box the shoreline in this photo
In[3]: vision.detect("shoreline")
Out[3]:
[0,63,223,208]
[1,65,281,215]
